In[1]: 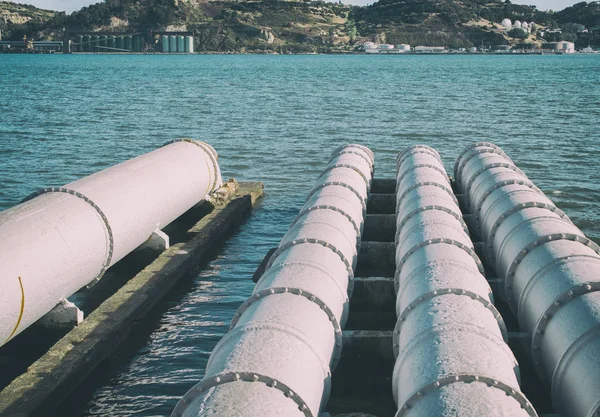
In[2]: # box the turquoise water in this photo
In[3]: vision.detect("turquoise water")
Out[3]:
[1,54,599,416]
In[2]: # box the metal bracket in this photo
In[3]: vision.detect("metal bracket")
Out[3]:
[137,228,170,252]
[37,298,84,329]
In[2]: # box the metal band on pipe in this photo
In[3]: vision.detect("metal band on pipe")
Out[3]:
[396,373,536,417]
[473,179,542,221]
[454,148,513,188]
[229,287,344,369]
[330,150,374,173]
[331,144,374,165]
[486,202,570,250]
[165,138,221,192]
[503,233,600,302]
[453,141,511,177]
[396,145,440,163]
[266,238,355,293]
[318,164,370,190]
[22,187,114,287]
[395,164,450,190]
[396,149,442,170]
[396,238,485,276]
[292,205,361,237]
[394,288,508,348]
[256,259,350,317]
[396,182,459,207]
[530,281,600,380]
[396,205,469,236]
[305,182,367,213]
[464,162,524,194]
[171,371,314,417]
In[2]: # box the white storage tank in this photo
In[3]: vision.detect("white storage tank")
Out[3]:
[185,36,194,53]
[502,18,512,28]
[169,35,177,53]
[162,35,169,53]
[177,35,185,52]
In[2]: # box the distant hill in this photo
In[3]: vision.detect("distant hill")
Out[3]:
[2,0,599,51]
[1,1,57,40]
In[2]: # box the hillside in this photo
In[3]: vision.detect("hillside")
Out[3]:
[0,1,57,39]
[2,0,599,51]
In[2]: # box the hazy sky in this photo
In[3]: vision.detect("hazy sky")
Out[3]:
[18,0,583,13]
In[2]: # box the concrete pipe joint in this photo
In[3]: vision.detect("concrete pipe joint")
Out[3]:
[455,142,600,417]
[0,139,222,346]
[172,145,373,417]
[393,146,534,417]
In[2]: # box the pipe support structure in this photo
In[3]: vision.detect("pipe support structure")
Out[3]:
[0,139,222,346]
[393,145,535,417]
[171,144,373,417]
[455,142,600,417]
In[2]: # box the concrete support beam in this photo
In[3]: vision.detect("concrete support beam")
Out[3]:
[361,215,395,242]
[370,178,396,194]
[366,194,395,215]
[36,299,84,330]
[136,229,170,252]
[355,242,395,278]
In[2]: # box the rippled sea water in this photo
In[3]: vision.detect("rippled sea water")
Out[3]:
[1,54,599,416]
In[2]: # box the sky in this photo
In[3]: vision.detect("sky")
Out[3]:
[16,0,583,14]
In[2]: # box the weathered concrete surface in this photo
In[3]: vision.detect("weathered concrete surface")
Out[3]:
[355,242,394,278]
[0,181,263,417]
[370,179,396,194]
[362,215,395,242]
[366,194,395,215]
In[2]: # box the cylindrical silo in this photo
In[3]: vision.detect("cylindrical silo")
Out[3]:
[115,36,123,51]
[0,140,223,347]
[169,35,177,53]
[124,35,132,51]
[177,35,185,52]
[91,35,99,52]
[162,35,169,53]
[83,35,91,52]
[99,35,107,51]
[76,35,83,52]
[185,36,194,53]
[132,35,141,52]
[107,36,115,51]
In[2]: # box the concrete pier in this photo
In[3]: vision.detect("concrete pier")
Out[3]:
[0,181,263,417]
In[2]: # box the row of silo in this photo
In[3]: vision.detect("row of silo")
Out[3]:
[161,35,194,53]
[74,35,142,53]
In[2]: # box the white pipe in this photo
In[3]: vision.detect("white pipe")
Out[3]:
[455,142,600,417]
[0,139,222,346]
[171,144,373,417]
[393,145,535,417]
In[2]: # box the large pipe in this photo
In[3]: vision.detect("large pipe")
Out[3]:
[455,142,600,417]
[393,145,535,417]
[0,139,222,346]
[171,144,373,417]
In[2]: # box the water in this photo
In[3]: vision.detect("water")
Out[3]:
[1,54,599,416]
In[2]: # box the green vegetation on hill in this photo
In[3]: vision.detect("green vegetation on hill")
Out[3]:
[2,0,600,51]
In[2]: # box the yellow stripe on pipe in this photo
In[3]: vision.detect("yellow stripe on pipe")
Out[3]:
[5,276,25,344]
